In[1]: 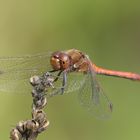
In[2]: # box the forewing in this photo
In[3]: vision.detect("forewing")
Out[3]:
[0,52,52,93]
[78,67,112,119]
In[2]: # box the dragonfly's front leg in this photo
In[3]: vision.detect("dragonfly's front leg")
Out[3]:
[48,69,62,82]
[48,69,67,95]
[54,71,62,82]
[61,70,67,94]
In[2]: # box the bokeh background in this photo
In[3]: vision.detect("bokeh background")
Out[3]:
[0,0,140,140]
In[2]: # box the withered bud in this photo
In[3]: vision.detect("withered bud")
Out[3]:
[10,128,22,140]
[30,76,41,86]
[37,120,50,133]
[26,120,39,131]
[16,121,25,133]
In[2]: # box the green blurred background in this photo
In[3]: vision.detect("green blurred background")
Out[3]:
[0,0,140,139]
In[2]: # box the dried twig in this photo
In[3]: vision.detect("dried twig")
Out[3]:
[10,72,55,140]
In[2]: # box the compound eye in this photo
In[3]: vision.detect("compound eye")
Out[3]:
[60,54,70,69]
[50,56,61,70]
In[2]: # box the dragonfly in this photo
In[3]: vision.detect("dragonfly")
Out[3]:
[0,49,140,119]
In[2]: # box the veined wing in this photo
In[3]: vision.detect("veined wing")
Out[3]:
[78,62,113,119]
[46,71,85,97]
[64,72,85,93]
[0,52,52,93]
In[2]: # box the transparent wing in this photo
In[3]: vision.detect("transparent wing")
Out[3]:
[0,52,52,93]
[64,72,85,93]
[78,64,112,119]
[47,71,85,97]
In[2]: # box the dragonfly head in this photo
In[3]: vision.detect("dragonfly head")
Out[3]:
[50,51,71,70]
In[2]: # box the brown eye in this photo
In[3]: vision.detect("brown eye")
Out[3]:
[61,60,66,67]
[50,56,61,70]
[60,54,70,70]
[50,51,71,70]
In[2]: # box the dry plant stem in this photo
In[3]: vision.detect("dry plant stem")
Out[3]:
[10,72,54,140]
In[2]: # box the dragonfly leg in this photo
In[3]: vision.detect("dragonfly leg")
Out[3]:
[49,69,57,73]
[54,71,62,82]
[49,69,67,95]
[48,70,62,82]
[61,70,67,94]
